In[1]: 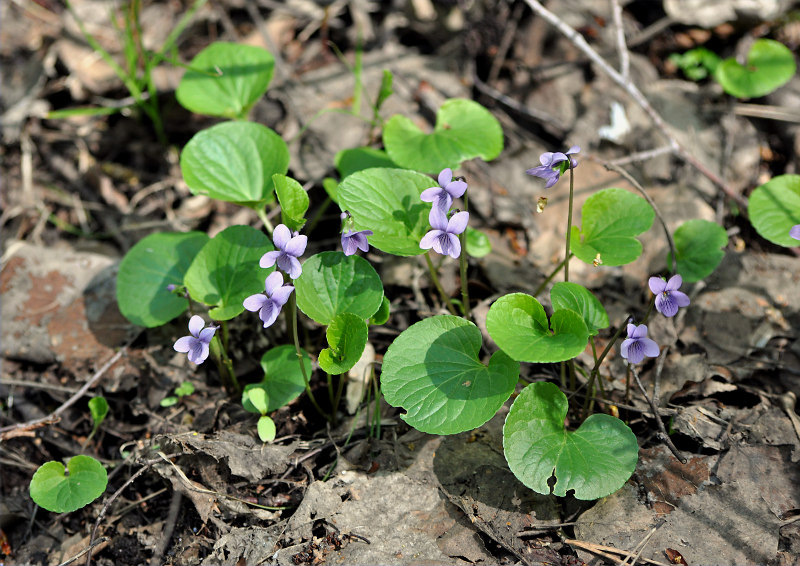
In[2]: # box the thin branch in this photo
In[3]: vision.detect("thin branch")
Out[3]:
[610,0,629,81]
[630,365,687,464]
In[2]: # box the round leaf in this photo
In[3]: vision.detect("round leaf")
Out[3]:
[382,315,519,435]
[260,345,312,412]
[335,147,400,178]
[337,168,434,255]
[318,312,368,375]
[570,188,654,266]
[370,295,391,326]
[487,293,589,363]
[295,252,383,324]
[181,121,289,208]
[504,382,638,500]
[243,386,269,415]
[748,174,800,247]
[714,39,796,99]
[465,227,492,258]
[274,174,309,232]
[176,42,275,119]
[30,455,108,513]
[383,99,503,173]
[668,219,728,282]
[88,397,108,427]
[550,282,609,337]
[257,415,276,443]
[117,231,209,327]
[184,225,273,320]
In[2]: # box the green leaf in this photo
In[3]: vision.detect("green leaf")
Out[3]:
[550,282,608,337]
[319,312,368,375]
[335,147,399,179]
[669,47,721,81]
[375,69,393,111]
[88,397,108,428]
[174,381,195,397]
[29,455,108,513]
[184,225,273,320]
[243,386,269,415]
[322,177,339,202]
[504,382,638,500]
[382,315,519,435]
[295,252,383,325]
[181,121,289,208]
[257,415,277,443]
[487,293,589,363]
[465,227,492,258]
[370,295,391,326]
[668,219,728,282]
[714,39,796,99]
[273,174,309,232]
[160,396,178,408]
[383,98,503,173]
[176,42,275,119]
[257,345,312,412]
[117,231,209,327]
[748,174,800,247]
[337,168,434,256]
[570,188,654,266]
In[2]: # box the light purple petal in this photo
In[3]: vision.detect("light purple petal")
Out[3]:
[549,152,569,164]
[626,340,645,364]
[174,336,194,353]
[284,234,308,257]
[420,187,444,203]
[420,229,441,250]
[259,301,281,328]
[447,211,469,235]
[543,170,561,188]
[428,206,449,231]
[445,180,467,199]
[566,145,580,155]
[198,327,217,344]
[284,256,303,279]
[526,165,550,177]
[655,294,678,317]
[438,168,453,187]
[626,323,637,338]
[665,274,683,292]
[244,293,269,312]
[620,338,632,359]
[342,232,358,256]
[641,338,660,358]
[648,276,666,295]
[445,233,462,258]
[260,250,281,268]
[791,225,800,240]
[672,290,690,307]
[430,233,447,255]
[630,324,648,339]
[188,315,205,338]
[264,271,284,296]
[272,224,291,250]
[187,341,209,364]
[539,152,555,166]
[270,285,294,306]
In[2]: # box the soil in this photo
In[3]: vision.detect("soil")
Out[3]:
[2,1,800,565]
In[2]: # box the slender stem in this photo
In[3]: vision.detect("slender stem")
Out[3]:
[568,360,576,392]
[424,252,458,315]
[209,333,239,395]
[326,373,337,421]
[286,293,330,421]
[459,191,471,319]
[564,167,575,282]
[256,208,274,234]
[332,372,347,423]
[559,361,567,389]
[630,365,687,463]
[582,314,631,418]
[533,254,573,297]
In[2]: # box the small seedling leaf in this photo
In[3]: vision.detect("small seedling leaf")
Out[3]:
[748,174,800,247]
[465,227,492,258]
[29,455,108,513]
[273,174,309,232]
[319,312,368,375]
[88,397,108,428]
[714,39,796,99]
[243,386,269,415]
[550,282,609,337]
[668,219,728,282]
[174,381,195,397]
[257,415,277,443]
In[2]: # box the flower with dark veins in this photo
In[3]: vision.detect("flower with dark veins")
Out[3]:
[243,271,294,329]
[649,274,690,317]
[173,315,217,364]
[526,145,580,188]
[341,229,373,256]
[420,168,467,212]
[259,224,307,279]
[420,206,469,259]
[620,323,659,365]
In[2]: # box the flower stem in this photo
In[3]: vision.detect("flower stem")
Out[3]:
[564,166,575,282]
[286,293,330,421]
[459,236,470,319]
[533,253,573,297]
[209,332,240,395]
[256,208,274,235]
[581,315,630,418]
[424,252,458,315]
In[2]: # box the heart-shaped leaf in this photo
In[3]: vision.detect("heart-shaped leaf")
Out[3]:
[748,174,800,247]
[295,252,383,324]
[370,295,391,326]
[383,99,503,173]
[668,219,728,282]
[337,168,434,256]
[382,315,519,435]
[184,225,273,320]
[318,312,368,375]
[274,174,309,232]
[487,293,589,363]
[714,39,796,99]
[30,455,108,513]
[176,42,275,119]
[570,188,654,266]
[335,147,400,179]
[504,382,638,500]
[117,231,209,327]
[181,121,289,209]
[249,345,312,413]
[550,282,608,337]
[465,227,492,258]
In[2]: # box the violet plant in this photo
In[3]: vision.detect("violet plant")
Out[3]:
[113,40,734,503]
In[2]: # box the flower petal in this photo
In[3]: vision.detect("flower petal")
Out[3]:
[285,256,303,279]
[173,336,194,353]
[539,152,555,166]
[188,315,205,337]
[791,224,800,240]
[270,285,294,306]
[626,341,644,364]
[655,294,678,317]
[259,301,280,328]
[198,327,217,343]
[672,290,691,307]
[445,180,467,199]
[243,293,268,312]
[566,145,580,155]
[420,229,441,250]
[447,211,469,235]
[187,341,209,364]
[264,271,284,295]
[260,250,281,268]
[642,338,660,358]
[272,224,291,250]
[420,187,444,203]
[284,234,308,257]
[428,206,449,231]
[342,232,358,256]
[648,276,667,295]
[445,233,461,258]
[665,274,683,292]
[620,338,632,359]
[438,168,453,187]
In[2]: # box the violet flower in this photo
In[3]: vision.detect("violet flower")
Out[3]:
[259,224,307,279]
[791,225,800,241]
[420,206,469,259]
[649,275,690,317]
[526,145,580,188]
[341,229,372,256]
[173,315,217,365]
[243,271,294,329]
[620,323,659,365]
[420,168,467,212]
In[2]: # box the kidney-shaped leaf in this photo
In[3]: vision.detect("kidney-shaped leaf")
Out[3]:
[184,225,273,320]
[382,315,519,435]
[181,121,289,208]
[668,219,728,282]
[117,231,209,327]
[176,42,275,119]
[487,293,589,363]
[550,282,608,337]
[30,455,108,513]
[504,382,638,500]
[335,147,400,179]
[748,174,800,247]
[714,39,796,99]
[319,312,368,375]
[570,188,654,266]
[383,99,503,173]
[242,345,312,413]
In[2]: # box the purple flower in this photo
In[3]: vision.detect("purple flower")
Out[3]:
[243,271,294,329]
[420,207,469,259]
[420,168,467,212]
[620,323,659,365]
[649,275,690,317]
[259,224,307,279]
[342,229,372,256]
[526,145,580,188]
[173,315,217,365]
[791,225,800,241]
